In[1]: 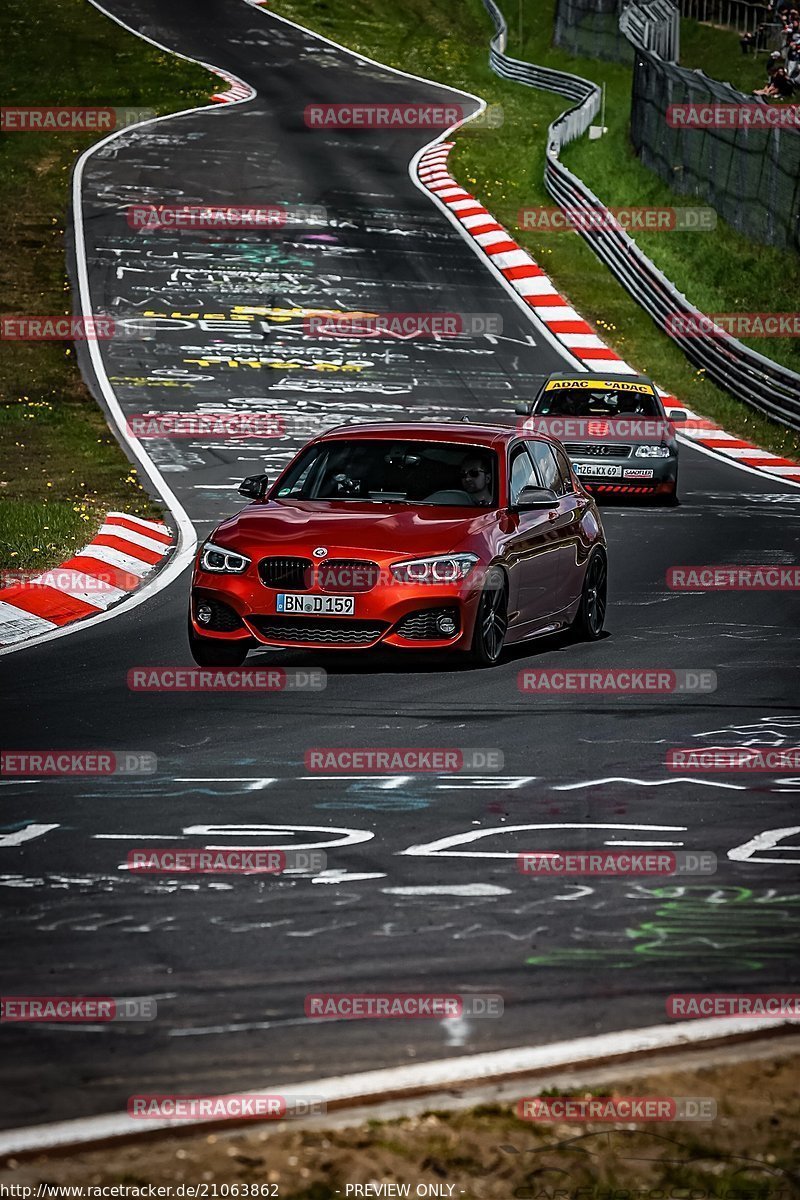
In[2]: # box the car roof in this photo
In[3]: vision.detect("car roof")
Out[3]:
[542,370,656,387]
[313,422,519,447]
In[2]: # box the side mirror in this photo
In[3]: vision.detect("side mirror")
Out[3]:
[239,473,270,500]
[667,409,687,423]
[514,402,533,416]
[514,486,560,511]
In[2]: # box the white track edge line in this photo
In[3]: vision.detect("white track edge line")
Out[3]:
[410,144,588,374]
[676,433,800,490]
[98,0,800,496]
[0,2,793,1160]
[397,25,800,487]
[0,4,260,658]
[249,1,800,492]
[244,0,588,373]
[5,0,795,663]
[0,1016,795,1156]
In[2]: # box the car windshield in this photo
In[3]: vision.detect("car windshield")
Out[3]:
[534,383,661,417]
[274,439,499,507]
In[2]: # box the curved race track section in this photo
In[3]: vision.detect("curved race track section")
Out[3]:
[0,0,798,1130]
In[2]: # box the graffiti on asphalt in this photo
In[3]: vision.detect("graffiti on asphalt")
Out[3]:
[525,886,800,970]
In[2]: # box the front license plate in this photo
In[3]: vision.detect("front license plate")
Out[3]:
[276,594,355,616]
[573,462,621,478]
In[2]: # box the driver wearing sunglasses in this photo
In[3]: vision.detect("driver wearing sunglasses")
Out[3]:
[460,456,493,506]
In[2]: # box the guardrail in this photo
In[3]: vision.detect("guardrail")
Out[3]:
[679,0,771,35]
[480,0,800,430]
[487,0,601,103]
[620,0,680,59]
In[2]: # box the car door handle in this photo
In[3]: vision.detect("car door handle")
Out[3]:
[548,510,558,521]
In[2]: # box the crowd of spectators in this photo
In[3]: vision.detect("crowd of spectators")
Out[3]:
[741,1,800,96]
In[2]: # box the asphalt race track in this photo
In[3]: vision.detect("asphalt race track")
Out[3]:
[1,0,799,1131]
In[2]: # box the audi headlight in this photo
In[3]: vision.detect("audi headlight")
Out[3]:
[390,553,479,585]
[635,445,671,458]
[199,541,251,574]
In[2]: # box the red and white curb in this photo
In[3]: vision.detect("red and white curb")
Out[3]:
[210,67,256,105]
[417,141,800,486]
[0,513,173,647]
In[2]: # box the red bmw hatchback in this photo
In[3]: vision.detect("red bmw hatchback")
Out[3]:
[188,422,608,667]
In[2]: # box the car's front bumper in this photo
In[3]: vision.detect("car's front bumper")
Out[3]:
[190,572,485,652]
[568,453,677,496]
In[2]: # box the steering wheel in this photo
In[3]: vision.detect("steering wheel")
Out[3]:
[332,473,361,496]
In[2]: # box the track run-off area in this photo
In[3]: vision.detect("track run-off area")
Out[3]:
[1,0,799,1132]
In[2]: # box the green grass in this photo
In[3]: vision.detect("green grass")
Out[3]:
[0,499,96,571]
[269,0,800,462]
[0,0,214,571]
[679,15,776,94]
[547,15,800,379]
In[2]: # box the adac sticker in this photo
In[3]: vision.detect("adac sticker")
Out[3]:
[545,378,655,394]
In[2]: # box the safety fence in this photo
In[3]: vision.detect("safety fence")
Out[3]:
[620,0,681,58]
[556,0,800,252]
[480,0,800,428]
[553,0,635,61]
[679,0,771,35]
[629,49,800,250]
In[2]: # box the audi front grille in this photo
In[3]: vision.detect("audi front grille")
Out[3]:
[564,443,633,458]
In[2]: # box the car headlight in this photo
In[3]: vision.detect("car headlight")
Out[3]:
[635,445,671,458]
[390,553,479,585]
[199,541,251,574]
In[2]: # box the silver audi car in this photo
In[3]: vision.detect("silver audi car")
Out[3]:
[515,372,686,504]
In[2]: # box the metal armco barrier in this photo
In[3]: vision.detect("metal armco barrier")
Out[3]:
[553,0,800,251]
[487,0,601,102]
[620,0,680,59]
[679,0,771,36]
[481,0,800,430]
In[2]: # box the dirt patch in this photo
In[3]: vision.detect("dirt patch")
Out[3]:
[2,1050,799,1197]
